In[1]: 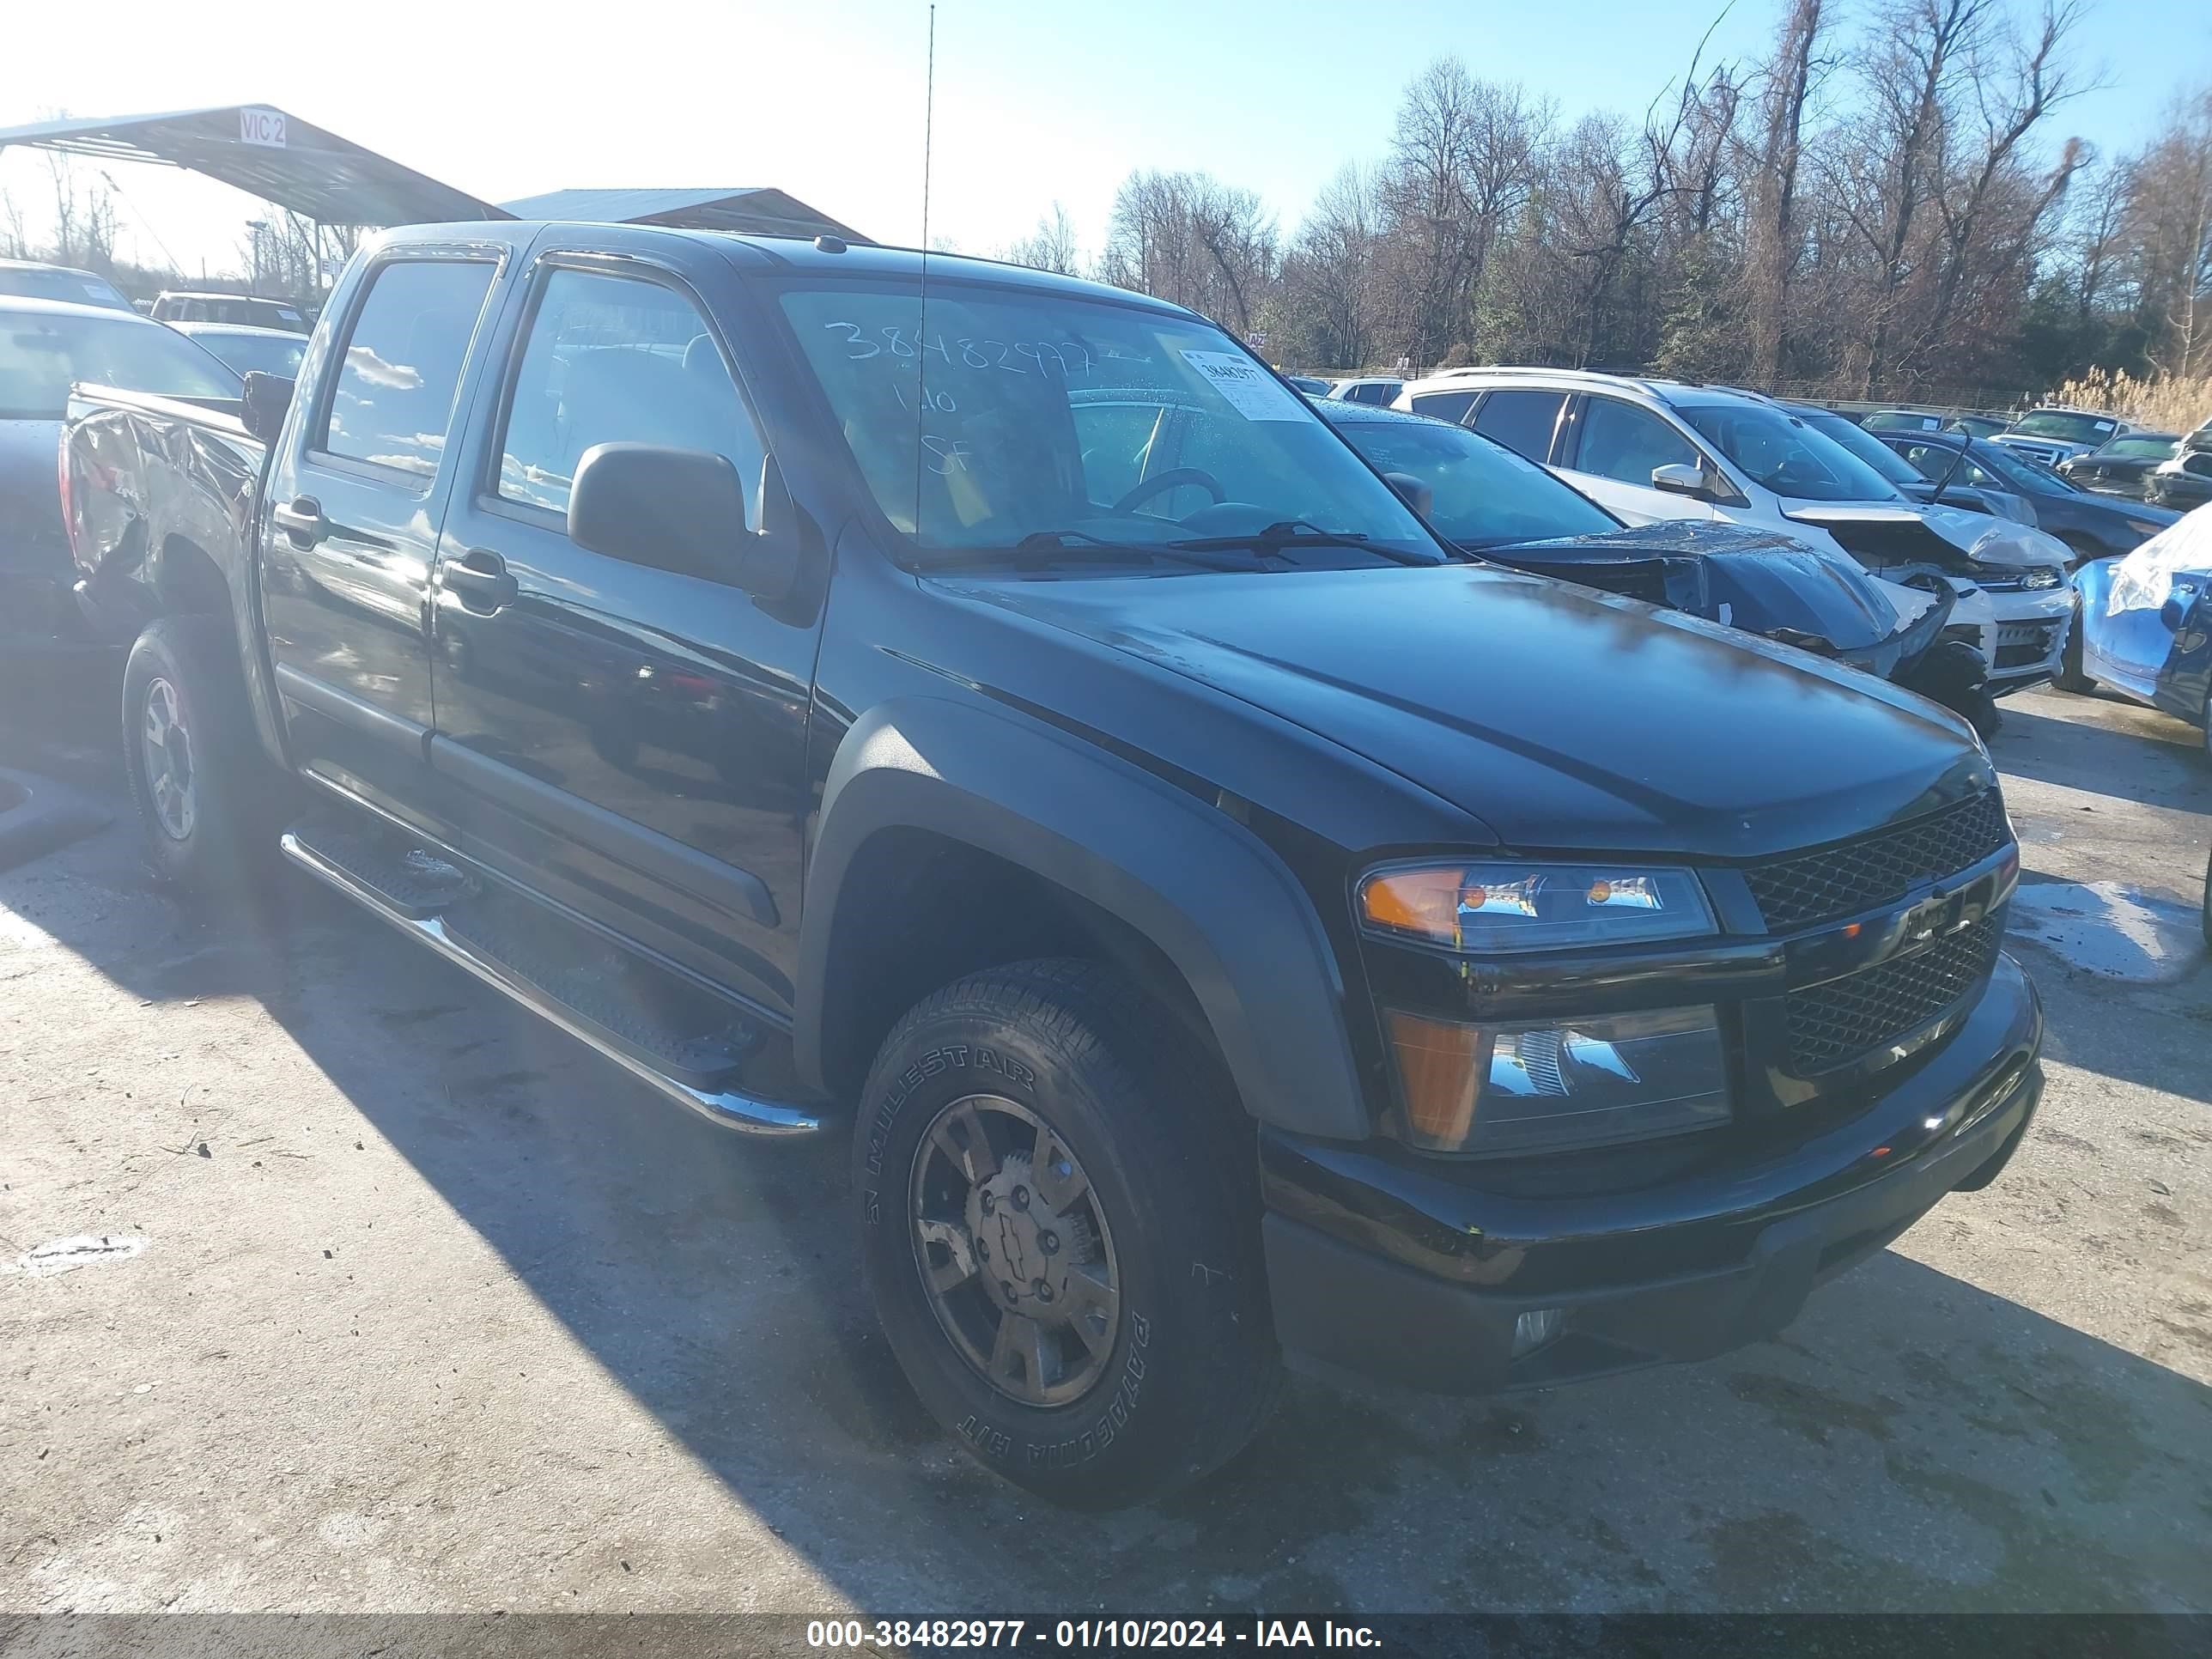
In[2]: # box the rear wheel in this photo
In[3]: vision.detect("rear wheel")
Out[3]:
[121,616,283,890]
[854,959,1280,1509]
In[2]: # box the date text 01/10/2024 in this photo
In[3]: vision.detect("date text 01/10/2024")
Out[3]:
[805,1621,1382,1650]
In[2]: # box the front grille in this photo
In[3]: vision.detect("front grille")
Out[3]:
[1995,619,2062,669]
[1745,792,2012,932]
[1786,916,2002,1073]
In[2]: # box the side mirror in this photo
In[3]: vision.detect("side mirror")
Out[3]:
[240,371,295,445]
[2160,583,2198,632]
[568,442,744,583]
[1650,461,1711,501]
[1382,471,1434,517]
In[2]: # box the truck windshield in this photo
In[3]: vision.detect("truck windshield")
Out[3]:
[778,277,1439,567]
[2010,410,2115,443]
[0,307,240,417]
[1329,412,1617,548]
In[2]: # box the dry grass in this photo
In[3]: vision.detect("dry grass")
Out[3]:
[2042,368,2212,435]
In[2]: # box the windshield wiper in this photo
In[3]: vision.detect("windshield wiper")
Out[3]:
[1169,520,1436,566]
[925,529,1261,573]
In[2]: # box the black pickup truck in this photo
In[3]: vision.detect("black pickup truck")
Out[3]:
[63,222,2043,1508]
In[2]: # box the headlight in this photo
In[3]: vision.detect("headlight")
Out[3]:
[1383,1005,1732,1155]
[1358,860,1716,951]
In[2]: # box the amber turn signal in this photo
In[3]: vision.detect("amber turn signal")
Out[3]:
[1382,1009,1484,1148]
[1359,868,1466,944]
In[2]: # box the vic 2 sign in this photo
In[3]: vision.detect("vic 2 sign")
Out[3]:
[239,109,287,149]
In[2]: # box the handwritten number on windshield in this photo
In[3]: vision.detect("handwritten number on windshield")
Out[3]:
[823,321,1091,377]
[823,321,878,360]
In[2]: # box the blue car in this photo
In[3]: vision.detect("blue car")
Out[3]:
[2063,505,2212,757]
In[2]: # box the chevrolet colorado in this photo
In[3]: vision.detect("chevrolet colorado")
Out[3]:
[64,222,2043,1508]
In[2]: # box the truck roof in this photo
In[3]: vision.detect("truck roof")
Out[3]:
[380,220,1193,317]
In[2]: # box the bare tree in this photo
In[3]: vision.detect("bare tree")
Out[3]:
[999,203,1081,276]
[1844,0,2002,389]
[1922,0,2090,352]
[1744,0,1832,383]
[1099,170,1278,333]
[1377,61,1547,362]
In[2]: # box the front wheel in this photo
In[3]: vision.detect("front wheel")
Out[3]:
[854,960,1281,1509]
[2053,611,2096,695]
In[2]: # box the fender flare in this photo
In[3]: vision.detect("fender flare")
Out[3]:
[797,696,1370,1140]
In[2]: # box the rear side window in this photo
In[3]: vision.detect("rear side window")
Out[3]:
[319,259,497,479]
[1407,390,1476,423]
[1893,443,1949,481]
[1473,389,1565,462]
[1572,396,1697,484]
[496,267,765,521]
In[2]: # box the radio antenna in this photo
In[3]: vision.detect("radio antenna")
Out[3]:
[913,1,937,535]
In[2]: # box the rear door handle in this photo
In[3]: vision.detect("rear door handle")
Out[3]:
[442,548,518,614]
[273,495,325,547]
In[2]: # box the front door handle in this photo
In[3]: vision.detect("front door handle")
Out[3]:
[442,548,519,614]
[273,495,325,548]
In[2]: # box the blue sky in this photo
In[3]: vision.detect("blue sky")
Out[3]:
[2,0,2207,277]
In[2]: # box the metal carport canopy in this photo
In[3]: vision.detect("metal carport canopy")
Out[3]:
[498,186,870,243]
[0,105,508,227]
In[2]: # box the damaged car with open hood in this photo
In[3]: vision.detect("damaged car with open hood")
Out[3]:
[1389,370,2075,698]
[1313,398,1996,731]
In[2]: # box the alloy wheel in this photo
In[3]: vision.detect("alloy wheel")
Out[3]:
[908,1093,1121,1408]
[140,677,197,842]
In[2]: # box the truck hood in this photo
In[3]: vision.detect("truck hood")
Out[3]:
[0,416,66,580]
[944,562,1991,860]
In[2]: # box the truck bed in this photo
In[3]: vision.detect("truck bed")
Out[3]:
[64,380,264,643]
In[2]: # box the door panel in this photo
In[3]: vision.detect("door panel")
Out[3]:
[430,258,817,1012]
[263,255,501,821]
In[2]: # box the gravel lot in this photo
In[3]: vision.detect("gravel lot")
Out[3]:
[2,673,2207,1616]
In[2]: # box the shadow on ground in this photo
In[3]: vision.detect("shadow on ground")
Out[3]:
[1989,700,2206,806]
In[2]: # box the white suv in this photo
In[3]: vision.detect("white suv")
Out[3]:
[1393,369,2075,692]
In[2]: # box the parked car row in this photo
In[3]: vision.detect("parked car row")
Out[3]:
[1389,367,2077,705]
[39,219,2059,1510]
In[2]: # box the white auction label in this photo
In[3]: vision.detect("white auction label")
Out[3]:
[1179,349,1307,421]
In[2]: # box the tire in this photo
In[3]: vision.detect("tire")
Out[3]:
[2054,610,2095,695]
[853,958,1281,1509]
[121,616,284,890]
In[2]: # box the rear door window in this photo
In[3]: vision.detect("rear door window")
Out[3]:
[1473,390,1566,462]
[319,259,498,481]
[1407,389,1476,423]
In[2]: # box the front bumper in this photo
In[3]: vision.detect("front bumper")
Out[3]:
[1978,586,2074,691]
[1261,951,2042,1395]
